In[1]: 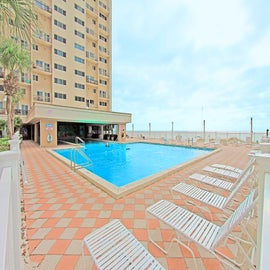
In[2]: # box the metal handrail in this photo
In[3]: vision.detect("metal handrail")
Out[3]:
[75,136,85,145]
[70,145,92,171]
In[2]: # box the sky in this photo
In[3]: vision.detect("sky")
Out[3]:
[111,0,270,132]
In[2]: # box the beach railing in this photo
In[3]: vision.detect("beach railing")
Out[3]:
[127,130,264,144]
[0,139,21,270]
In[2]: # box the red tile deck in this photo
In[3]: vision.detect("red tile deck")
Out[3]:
[21,140,255,270]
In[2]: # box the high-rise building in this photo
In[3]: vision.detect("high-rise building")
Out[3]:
[0,0,131,146]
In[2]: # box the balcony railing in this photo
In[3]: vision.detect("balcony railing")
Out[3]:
[33,64,51,73]
[34,31,51,43]
[33,96,51,103]
[35,0,52,13]
[86,76,98,85]
[21,78,31,83]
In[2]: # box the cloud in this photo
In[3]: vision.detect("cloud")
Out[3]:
[112,0,270,132]
[183,0,252,49]
[248,30,270,67]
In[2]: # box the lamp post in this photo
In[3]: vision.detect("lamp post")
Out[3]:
[250,117,253,145]
[171,121,174,140]
[203,119,206,142]
[148,122,151,139]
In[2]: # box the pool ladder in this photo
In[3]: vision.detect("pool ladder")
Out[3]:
[75,136,85,147]
[71,139,92,171]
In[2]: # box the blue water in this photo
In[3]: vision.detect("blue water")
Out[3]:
[55,142,212,187]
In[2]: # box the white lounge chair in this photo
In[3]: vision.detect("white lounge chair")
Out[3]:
[83,219,165,270]
[147,189,257,270]
[189,158,255,191]
[210,164,242,174]
[203,157,255,179]
[172,163,254,212]
[189,173,234,191]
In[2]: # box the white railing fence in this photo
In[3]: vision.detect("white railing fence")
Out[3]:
[0,135,22,270]
[255,139,270,270]
[127,130,265,144]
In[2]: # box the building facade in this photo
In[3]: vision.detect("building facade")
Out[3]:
[0,0,131,146]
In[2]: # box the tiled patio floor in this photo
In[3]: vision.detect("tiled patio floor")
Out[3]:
[21,140,255,270]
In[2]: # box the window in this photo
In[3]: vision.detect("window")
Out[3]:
[86,51,95,59]
[86,27,95,36]
[99,1,107,9]
[99,23,106,32]
[54,34,66,44]
[74,30,84,39]
[99,45,107,53]
[93,89,96,93]
[86,3,94,12]
[54,5,66,16]
[0,85,4,91]
[21,72,30,83]
[99,101,107,106]
[36,91,43,101]
[75,96,85,102]
[54,19,66,30]
[99,13,107,21]
[54,48,66,57]
[99,57,107,63]
[54,92,67,99]
[74,43,85,51]
[54,63,66,71]
[75,83,85,89]
[99,90,106,98]
[74,56,85,64]
[92,42,96,48]
[33,74,38,81]
[44,63,50,72]
[21,40,28,49]
[99,68,107,76]
[32,44,38,50]
[54,78,66,85]
[86,99,94,107]
[75,17,84,26]
[75,70,85,77]
[44,92,50,102]
[75,3,84,13]
[99,79,107,85]
[99,35,107,42]
[21,105,28,115]
[36,60,43,67]
[36,91,50,102]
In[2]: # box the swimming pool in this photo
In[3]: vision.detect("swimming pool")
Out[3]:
[51,142,216,198]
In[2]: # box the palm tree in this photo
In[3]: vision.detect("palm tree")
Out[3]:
[0,38,31,138]
[0,0,38,43]
[14,115,23,132]
[0,119,7,137]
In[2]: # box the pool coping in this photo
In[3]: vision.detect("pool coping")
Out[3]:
[47,143,221,199]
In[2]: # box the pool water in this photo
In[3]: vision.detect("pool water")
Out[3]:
[55,142,212,187]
